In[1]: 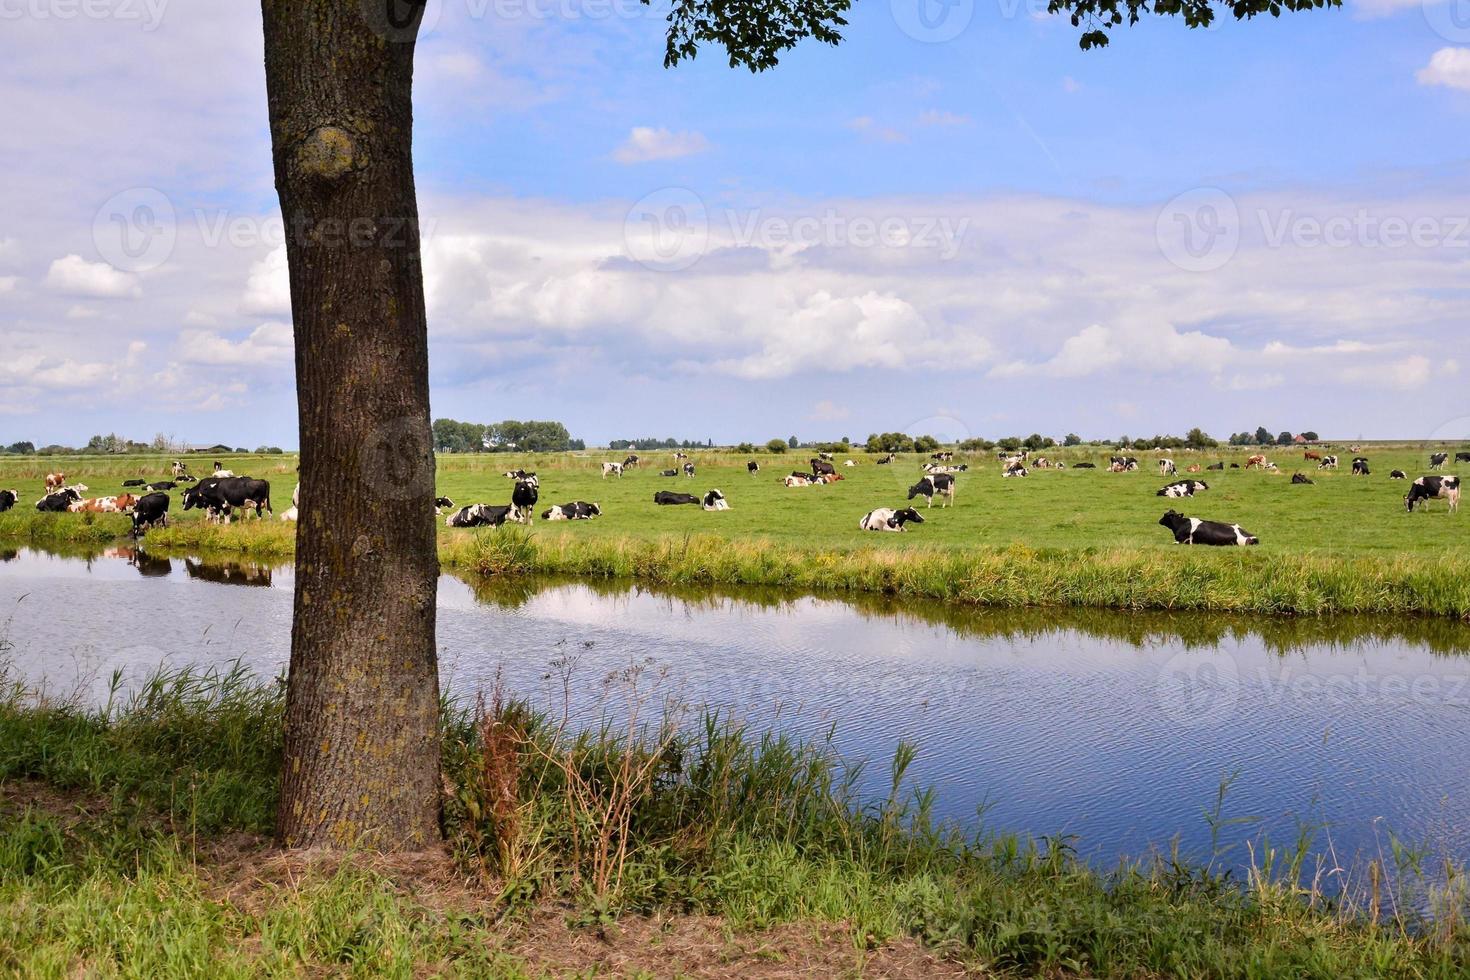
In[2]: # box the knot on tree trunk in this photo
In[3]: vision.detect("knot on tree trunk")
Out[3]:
[297,126,364,182]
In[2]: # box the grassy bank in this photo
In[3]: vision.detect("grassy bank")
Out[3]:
[1,664,1466,977]
[128,519,1470,618]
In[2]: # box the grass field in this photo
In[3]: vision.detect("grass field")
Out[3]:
[2,663,1466,977]
[2,445,1468,617]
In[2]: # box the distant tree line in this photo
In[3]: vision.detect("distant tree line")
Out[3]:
[0,434,283,455]
[609,437,713,451]
[432,418,584,453]
[1225,427,1319,446]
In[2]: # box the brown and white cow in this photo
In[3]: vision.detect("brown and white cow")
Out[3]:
[1245,455,1268,470]
[44,472,65,492]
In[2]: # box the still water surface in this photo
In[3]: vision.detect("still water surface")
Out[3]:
[2,544,1467,875]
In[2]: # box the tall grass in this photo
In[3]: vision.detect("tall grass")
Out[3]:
[2,662,1467,975]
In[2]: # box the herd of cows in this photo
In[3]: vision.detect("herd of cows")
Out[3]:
[0,447,1463,548]
[2,460,277,533]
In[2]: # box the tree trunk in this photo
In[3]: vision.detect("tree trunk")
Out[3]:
[262,0,441,850]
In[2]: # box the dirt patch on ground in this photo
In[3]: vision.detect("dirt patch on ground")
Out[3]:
[3,781,973,978]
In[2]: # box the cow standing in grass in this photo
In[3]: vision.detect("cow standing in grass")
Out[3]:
[1405,476,1460,513]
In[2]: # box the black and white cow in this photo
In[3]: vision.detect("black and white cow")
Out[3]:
[1291,472,1314,485]
[434,496,455,514]
[122,479,146,487]
[683,462,696,478]
[542,501,601,520]
[1158,458,1177,476]
[446,504,518,527]
[1317,455,1339,469]
[1457,452,1470,464]
[702,489,729,511]
[747,461,760,475]
[35,488,82,512]
[1110,456,1139,472]
[511,478,539,522]
[908,474,956,506]
[1405,475,1460,513]
[1206,462,1225,471]
[859,507,925,531]
[1158,510,1260,546]
[1390,470,1407,480]
[601,462,623,478]
[1352,458,1370,476]
[875,454,896,465]
[145,481,176,491]
[1073,462,1097,469]
[623,454,640,468]
[1157,479,1209,498]
[1003,463,1028,478]
[660,469,679,477]
[810,458,836,477]
[182,477,272,521]
[1430,452,1449,470]
[784,474,814,487]
[653,490,700,505]
[0,489,17,513]
[130,492,170,533]
[818,452,835,461]
[502,468,535,480]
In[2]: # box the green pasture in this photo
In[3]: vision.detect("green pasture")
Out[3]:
[3,445,1461,557]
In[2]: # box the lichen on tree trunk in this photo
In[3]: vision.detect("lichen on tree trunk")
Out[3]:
[262,0,441,850]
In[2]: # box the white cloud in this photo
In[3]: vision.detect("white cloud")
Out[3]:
[808,399,851,422]
[1417,48,1470,91]
[177,322,293,367]
[917,109,970,127]
[846,117,908,144]
[1061,76,1082,94]
[611,127,710,164]
[240,246,290,314]
[43,254,140,299]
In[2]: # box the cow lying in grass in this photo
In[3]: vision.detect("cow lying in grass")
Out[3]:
[654,491,700,505]
[859,507,925,531]
[1158,510,1260,546]
[542,501,601,520]
[445,503,522,527]
[0,489,16,513]
[702,490,729,511]
[1157,479,1208,498]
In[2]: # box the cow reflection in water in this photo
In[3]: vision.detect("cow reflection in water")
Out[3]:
[101,546,174,577]
[184,557,273,587]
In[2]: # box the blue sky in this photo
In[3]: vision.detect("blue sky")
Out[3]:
[2,0,1469,449]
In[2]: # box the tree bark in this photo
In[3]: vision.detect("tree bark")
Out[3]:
[262,0,441,850]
